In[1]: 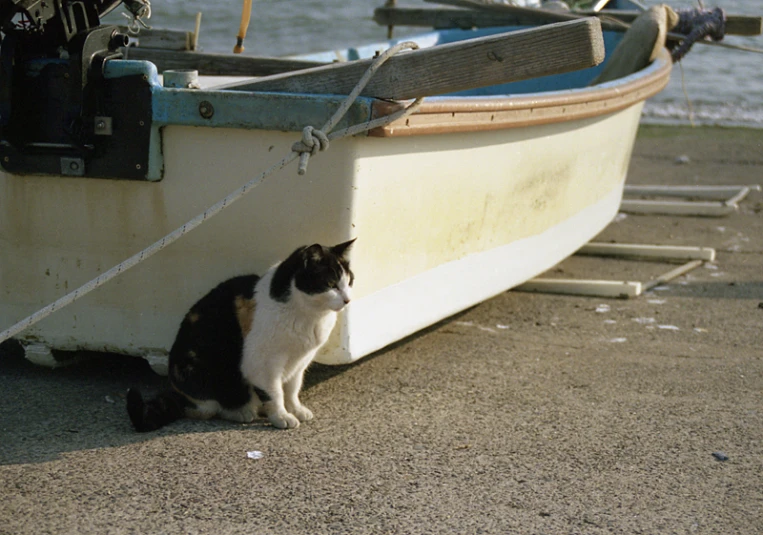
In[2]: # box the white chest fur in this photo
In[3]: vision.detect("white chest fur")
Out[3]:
[240,269,337,382]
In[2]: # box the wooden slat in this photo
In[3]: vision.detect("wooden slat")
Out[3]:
[424,0,629,31]
[619,199,738,217]
[578,243,716,262]
[515,279,643,298]
[643,259,704,292]
[582,9,763,36]
[123,48,326,77]
[373,6,545,29]
[425,0,762,36]
[426,0,580,21]
[624,184,758,201]
[220,18,605,99]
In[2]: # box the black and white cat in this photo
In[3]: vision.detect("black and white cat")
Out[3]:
[127,239,355,431]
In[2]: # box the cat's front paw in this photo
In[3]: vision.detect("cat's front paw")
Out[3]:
[268,411,300,430]
[220,405,258,424]
[291,404,314,423]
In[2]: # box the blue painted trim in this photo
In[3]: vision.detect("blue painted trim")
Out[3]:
[152,89,375,131]
[103,59,161,85]
[103,59,376,181]
[103,59,375,131]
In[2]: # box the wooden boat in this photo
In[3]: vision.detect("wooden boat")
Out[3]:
[0,0,672,369]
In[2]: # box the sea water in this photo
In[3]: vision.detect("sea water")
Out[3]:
[104,0,763,128]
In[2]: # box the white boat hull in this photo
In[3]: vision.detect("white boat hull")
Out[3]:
[0,43,670,366]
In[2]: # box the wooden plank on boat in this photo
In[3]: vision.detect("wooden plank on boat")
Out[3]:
[123,48,327,76]
[424,0,628,31]
[425,0,763,36]
[581,9,763,36]
[373,6,547,29]
[220,18,605,99]
[426,0,579,22]
[378,6,763,37]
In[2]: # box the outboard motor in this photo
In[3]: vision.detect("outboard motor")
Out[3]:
[0,0,153,179]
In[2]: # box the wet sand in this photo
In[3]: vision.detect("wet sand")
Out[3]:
[1,125,761,534]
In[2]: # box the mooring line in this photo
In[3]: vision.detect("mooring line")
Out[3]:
[0,41,423,345]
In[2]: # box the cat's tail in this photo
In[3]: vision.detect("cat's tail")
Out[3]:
[126,388,190,432]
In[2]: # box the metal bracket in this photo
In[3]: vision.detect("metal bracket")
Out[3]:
[94,116,113,135]
[61,156,85,176]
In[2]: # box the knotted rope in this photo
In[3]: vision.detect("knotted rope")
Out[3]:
[670,7,726,62]
[0,41,423,344]
[292,126,330,175]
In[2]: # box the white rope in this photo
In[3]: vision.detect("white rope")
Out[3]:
[0,41,423,345]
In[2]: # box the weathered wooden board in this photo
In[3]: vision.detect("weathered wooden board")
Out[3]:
[221,18,605,99]
[583,9,763,36]
[423,0,628,31]
[374,6,547,29]
[423,1,762,36]
[515,278,642,298]
[123,48,326,76]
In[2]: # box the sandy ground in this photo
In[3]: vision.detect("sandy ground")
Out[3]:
[1,125,762,535]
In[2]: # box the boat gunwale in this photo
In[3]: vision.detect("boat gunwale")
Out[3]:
[369,48,672,136]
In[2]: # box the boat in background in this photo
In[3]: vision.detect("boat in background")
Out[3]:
[0,0,671,370]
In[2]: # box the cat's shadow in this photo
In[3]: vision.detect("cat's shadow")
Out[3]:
[0,340,356,466]
[0,307,470,466]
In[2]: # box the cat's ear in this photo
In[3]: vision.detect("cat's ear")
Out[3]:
[331,238,356,260]
[303,244,325,266]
